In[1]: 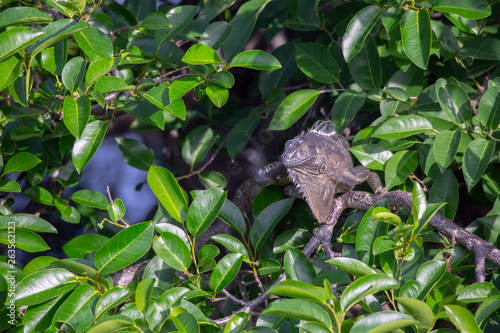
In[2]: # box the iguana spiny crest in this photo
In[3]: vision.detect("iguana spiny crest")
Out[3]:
[281,120,381,223]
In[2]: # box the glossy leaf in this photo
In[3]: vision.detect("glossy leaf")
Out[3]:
[74,27,113,62]
[295,42,338,83]
[52,284,99,332]
[432,130,460,172]
[349,144,392,171]
[218,199,246,235]
[186,187,226,238]
[169,76,203,101]
[0,27,45,62]
[373,115,432,140]
[30,20,89,58]
[141,12,172,30]
[199,21,232,50]
[348,36,381,89]
[231,50,281,70]
[385,150,418,190]
[94,76,134,94]
[62,233,109,258]
[444,305,482,333]
[108,198,126,221]
[212,234,250,260]
[342,6,383,62]
[396,297,434,333]
[401,8,431,70]
[356,200,389,265]
[437,83,472,125]
[478,85,500,129]
[267,280,328,303]
[463,138,495,191]
[142,85,186,120]
[268,90,320,131]
[261,299,332,328]
[63,95,91,139]
[273,228,312,253]
[61,56,86,92]
[284,249,316,283]
[95,287,131,319]
[326,257,379,277]
[475,295,500,327]
[461,36,500,61]
[251,198,294,250]
[2,152,41,175]
[85,57,115,88]
[331,91,366,133]
[70,189,108,210]
[182,44,222,65]
[94,222,154,274]
[434,0,491,19]
[155,6,197,46]
[15,268,77,306]
[72,120,108,174]
[39,39,67,76]
[210,253,243,294]
[206,84,229,108]
[199,171,227,189]
[341,274,399,311]
[0,228,50,252]
[0,6,52,28]
[153,231,191,272]
[23,186,54,206]
[0,54,22,91]
[115,137,155,171]
[121,101,165,130]
[429,170,459,220]
[224,312,249,333]
[0,179,21,193]
[350,311,417,333]
[147,166,188,223]
[182,125,215,167]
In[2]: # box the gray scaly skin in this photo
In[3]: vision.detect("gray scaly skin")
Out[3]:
[259,121,384,223]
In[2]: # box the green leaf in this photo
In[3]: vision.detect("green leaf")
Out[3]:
[94,76,134,94]
[0,54,22,91]
[294,42,338,83]
[52,284,99,332]
[211,71,235,88]
[461,36,500,61]
[0,6,52,28]
[62,233,109,258]
[330,91,365,133]
[94,222,154,274]
[429,170,459,220]
[478,85,500,129]
[218,199,246,235]
[0,179,21,193]
[63,95,91,139]
[401,8,431,70]
[186,187,226,238]
[273,228,312,253]
[373,115,432,140]
[199,21,232,50]
[61,56,86,92]
[147,166,188,223]
[74,27,113,62]
[210,253,243,294]
[231,50,281,70]
[326,257,379,277]
[70,189,108,210]
[444,305,482,333]
[141,12,172,30]
[437,83,472,125]
[349,144,392,171]
[224,312,249,333]
[434,0,491,19]
[153,231,191,272]
[171,309,200,333]
[142,85,186,120]
[199,171,227,189]
[342,5,383,62]
[267,280,328,303]
[121,101,165,130]
[136,278,155,313]
[108,198,126,221]
[95,288,131,319]
[39,39,67,76]
[475,295,500,327]
[348,36,381,90]
[463,138,495,191]
[356,200,389,265]
[373,235,397,255]
[0,27,45,62]
[182,125,215,166]
[457,282,497,303]
[0,228,50,252]
[432,130,460,172]
[206,84,229,108]
[85,57,115,88]
[284,249,316,283]
[261,299,332,328]
[0,213,56,233]
[341,274,399,312]
[169,76,203,101]
[182,44,223,65]
[396,297,434,333]
[350,311,418,333]
[23,186,54,206]
[223,0,269,61]
[385,150,418,190]
[211,234,250,260]
[43,0,75,18]
[15,268,77,306]
[115,137,156,171]
[251,198,294,250]
[2,152,41,175]
[268,89,320,131]
[72,120,108,174]
[30,20,90,59]
[155,5,197,46]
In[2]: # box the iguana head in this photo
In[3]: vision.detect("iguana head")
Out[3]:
[281,121,351,222]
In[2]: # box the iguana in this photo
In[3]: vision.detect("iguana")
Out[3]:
[258,120,384,223]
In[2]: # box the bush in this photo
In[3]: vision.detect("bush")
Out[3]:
[1,0,500,332]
